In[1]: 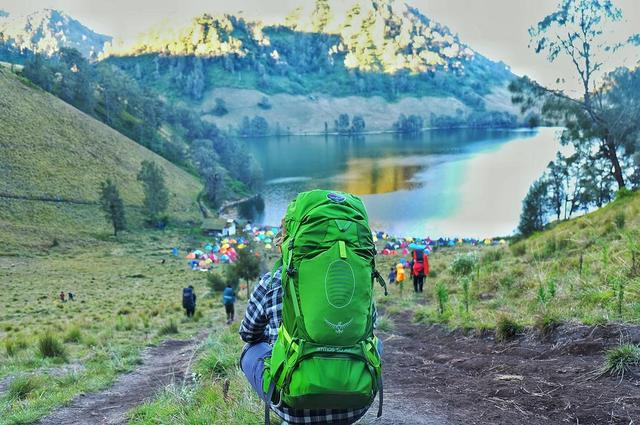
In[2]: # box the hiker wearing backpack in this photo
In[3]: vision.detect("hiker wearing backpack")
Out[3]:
[182,285,196,317]
[222,283,236,324]
[410,249,429,293]
[239,190,387,425]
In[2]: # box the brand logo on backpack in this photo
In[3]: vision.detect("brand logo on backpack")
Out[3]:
[324,317,353,334]
[327,192,346,203]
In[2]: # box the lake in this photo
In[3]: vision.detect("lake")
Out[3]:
[244,127,561,238]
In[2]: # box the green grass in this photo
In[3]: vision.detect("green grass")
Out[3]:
[375,190,640,336]
[0,231,222,425]
[0,67,202,254]
[602,343,640,378]
[128,325,265,425]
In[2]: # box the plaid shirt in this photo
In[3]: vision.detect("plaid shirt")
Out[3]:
[239,268,375,424]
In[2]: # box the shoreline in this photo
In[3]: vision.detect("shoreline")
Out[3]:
[236,125,542,138]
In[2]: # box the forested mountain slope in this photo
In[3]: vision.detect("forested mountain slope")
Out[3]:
[0,68,202,252]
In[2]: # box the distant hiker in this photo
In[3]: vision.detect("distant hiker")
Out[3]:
[239,191,385,425]
[388,266,396,286]
[411,249,429,293]
[68,292,75,301]
[222,284,236,324]
[182,285,196,317]
[59,291,66,303]
[396,261,406,293]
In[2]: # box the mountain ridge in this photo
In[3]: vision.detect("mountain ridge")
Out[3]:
[0,8,111,60]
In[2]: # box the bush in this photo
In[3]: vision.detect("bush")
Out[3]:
[207,272,227,292]
[450,253,478,277]
[257,96,272,109]
[64,325,82,343]
[602,344,640,378]
[8,375,44,400]
[482,249,504,264]
[4,338,17,356]
[510,243,526,257]
[158,320,179,336]
[38,333,66,359]
[534,313,561,337]
[495,315,523,342]
[435,282,449,315]
[376,315,395,333]
[211,98,228,116]
[615,187,633,201]
[614,212,626,229]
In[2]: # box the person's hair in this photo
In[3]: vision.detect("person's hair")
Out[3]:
[273,218,286,247]
[188,285,194,289]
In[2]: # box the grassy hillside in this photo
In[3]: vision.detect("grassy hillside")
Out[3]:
[374,190,640,333]
[0,68,202,253]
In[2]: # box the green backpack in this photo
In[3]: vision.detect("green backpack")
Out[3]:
[263,190,387,421]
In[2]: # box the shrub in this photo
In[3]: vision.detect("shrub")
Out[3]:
[207,272,227,292]
[211,98,228,116]
[482,249,504,264]
[534,313,561,337]
[376,315,395,333]
[614,212,626,229]
[602,344,640,378]
[158,320,179,336]
[495,315,523,342]
[450,253,478,277]
[460,277,471,313]
[435,282,448,315]
[4,338,17,356]
[38,333,66,359]
[8,375,44,400]
[510,243,526,257]
[499,274,515,291]
[257,96,272,109]
[615,187,633,201]
[64,325,82,343]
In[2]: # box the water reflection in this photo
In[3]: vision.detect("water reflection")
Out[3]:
[244,128,558,237]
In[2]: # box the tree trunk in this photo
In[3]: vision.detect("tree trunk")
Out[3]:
[246,279,250,300]
[603,136,626,190]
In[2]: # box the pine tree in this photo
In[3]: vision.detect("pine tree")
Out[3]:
[99,179,127,236]
[137,161,169,226]
[518,178,549,236]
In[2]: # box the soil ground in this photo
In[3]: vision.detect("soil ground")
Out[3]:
[37,332,207,425]
[368,312,640,425]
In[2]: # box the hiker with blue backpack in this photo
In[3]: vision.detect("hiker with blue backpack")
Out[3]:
[222,283,236,324]
[239,190,387,425]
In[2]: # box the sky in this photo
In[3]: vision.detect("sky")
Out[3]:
[2,0,639,92]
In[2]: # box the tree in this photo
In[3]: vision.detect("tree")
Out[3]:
[99,179,126,236]
[212,98,228,116]
[518,178,549,236]
[335,113,350,134]
[520,0,637,190]
[545,153,568,221]
[137,161,169,226]
[311,0,332,33]
[351,115,365,134]
[231,247,262,300]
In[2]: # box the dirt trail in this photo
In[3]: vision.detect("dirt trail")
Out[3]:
[371,313,640,425]
[38,332,207,425]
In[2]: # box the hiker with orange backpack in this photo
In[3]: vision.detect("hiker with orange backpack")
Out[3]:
[410,248,429,293]
[239,190,387,425]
